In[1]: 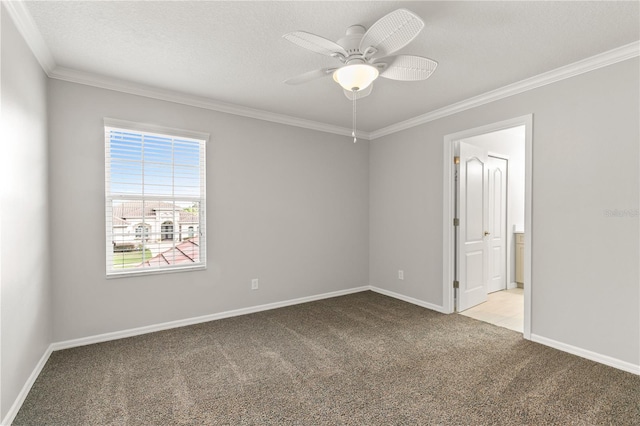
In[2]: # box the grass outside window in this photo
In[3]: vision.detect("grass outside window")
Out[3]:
[113,249,153,269]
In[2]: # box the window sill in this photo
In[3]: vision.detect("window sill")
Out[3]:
[106,264,206,279]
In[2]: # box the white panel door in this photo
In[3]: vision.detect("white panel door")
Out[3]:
[487,156,508,293]
[458,142,489,312]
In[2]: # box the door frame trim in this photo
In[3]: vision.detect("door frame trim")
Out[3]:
[442,114,533,339]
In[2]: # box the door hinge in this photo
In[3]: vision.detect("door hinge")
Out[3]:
[454,156,460,164]
[453,218,459,226]
[453,280,459,289]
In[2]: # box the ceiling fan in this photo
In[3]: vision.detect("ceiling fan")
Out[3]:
[283,8,438,101]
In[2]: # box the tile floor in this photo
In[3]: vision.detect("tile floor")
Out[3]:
[459,288,524,333]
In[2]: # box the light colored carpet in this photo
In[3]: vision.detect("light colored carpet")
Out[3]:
[14,291,640,425]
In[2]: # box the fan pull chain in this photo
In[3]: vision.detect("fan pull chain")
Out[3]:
[352,89,357,143]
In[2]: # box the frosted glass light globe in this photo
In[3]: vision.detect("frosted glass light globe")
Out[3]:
[333,64,379,91]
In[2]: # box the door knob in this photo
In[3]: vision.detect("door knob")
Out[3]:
[484,231,490,236]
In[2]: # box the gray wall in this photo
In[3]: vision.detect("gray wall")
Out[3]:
[2,7,638,417]
[370,57,639,365]
[0,7,52,420]
[48,79,370,342]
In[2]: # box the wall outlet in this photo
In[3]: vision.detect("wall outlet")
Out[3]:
[251,278,259,290]
[398,270,404,280]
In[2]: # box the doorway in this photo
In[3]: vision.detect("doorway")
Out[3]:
[442,115,532,339]
[459,288,524,332]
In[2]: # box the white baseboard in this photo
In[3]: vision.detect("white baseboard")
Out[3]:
[507,282,518,289]
[1,345,54,426]
[51,286,370,351]
[51,284,446,354]
[6,287,637,426]
[3,286,370,425]
[369,286,448,314]
[530,334,640,376]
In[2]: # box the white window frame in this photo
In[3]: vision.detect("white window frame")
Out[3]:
[105,118,208,277]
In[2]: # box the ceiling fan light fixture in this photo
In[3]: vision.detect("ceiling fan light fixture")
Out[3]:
[333,64,379,91]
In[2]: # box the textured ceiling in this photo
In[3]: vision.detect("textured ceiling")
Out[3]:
[24,1,640,132]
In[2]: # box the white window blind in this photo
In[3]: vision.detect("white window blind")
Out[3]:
[105,119,207,277]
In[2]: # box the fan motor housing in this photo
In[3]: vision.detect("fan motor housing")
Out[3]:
[337,25,366,57]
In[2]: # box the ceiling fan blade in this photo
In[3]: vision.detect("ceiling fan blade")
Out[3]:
[359,9,425,58]
[377,55,437,81]
[343,84,373,100]
[283,31,348,58]
[284,68,336,85]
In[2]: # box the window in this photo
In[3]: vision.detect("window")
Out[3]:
[161,221,174,241]
[135,224,150,240]
[105,119,207,276]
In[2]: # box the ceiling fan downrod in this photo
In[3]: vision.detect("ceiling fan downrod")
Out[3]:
[352,89,357,143]
[283,9,438,144]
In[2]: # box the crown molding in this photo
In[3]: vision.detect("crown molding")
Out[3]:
[49,40,639,141]
[2,0,56,74]
[6,0,637,141]
[4,0,362,139]
[49,66,367,139]
[369,40,640,140]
